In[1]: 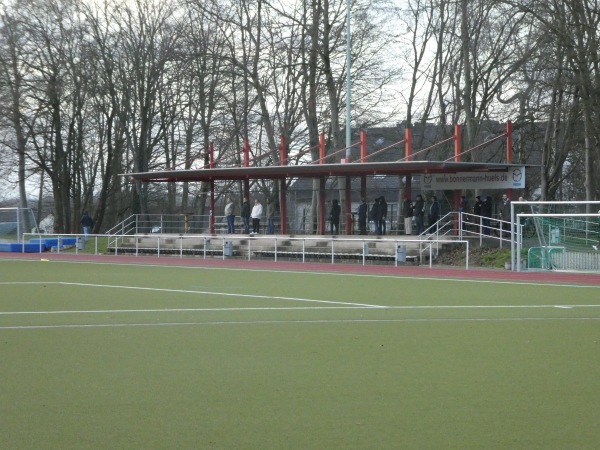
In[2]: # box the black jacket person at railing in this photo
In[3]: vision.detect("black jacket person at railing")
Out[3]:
[428,196,440,227]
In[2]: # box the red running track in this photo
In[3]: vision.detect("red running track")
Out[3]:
[2,252,599,285]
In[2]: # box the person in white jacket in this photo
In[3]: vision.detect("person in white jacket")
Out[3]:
[251,199,263,235]
[224,198,235,233]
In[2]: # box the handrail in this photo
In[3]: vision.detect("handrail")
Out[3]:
[105,214,137,236]
[21,232,470,270]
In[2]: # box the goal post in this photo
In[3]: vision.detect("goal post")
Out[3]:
[511,201,600,272]
[0,208,38,243]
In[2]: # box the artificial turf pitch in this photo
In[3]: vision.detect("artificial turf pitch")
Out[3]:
[1,258,599,449]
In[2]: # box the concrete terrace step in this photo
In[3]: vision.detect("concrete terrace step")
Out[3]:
[108,234,425,264]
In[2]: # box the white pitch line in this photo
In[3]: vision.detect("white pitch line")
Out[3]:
[0,306,368,315]
[0,281,384,309]
[2,304,600,316]
[2,316,600,330]
[385,304,600,309]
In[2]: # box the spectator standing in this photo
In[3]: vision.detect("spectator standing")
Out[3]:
[329,199,341,235]
[80,211,94,241]
[370,197,380,234]
[403,196,413,235]
[459,195,468,213]
[224,198,235,233]
[250,199,263,235]
[459,195,469,231]
[473,195,483,233]
[378,196,388,235]
[482,196,493,235]
[428,195,440,228]
[499,194,512,232]
[414,195,425,234]
[357,198,368,235]
[266,198,275,234]
[241,197,251,234]
[473,196,483,216]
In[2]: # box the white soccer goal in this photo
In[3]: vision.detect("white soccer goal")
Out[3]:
[512,201,600,272]
[0,208,39,243]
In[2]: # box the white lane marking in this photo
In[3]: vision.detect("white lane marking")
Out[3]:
[2,316,600,330]
[0,281,384,309]
[2,304,600,316]
[0,306,367,315]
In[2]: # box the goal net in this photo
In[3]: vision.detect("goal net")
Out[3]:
[0,208,38,243]
[514,201,600,272]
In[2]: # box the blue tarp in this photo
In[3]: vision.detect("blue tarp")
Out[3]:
[0,237,77,253]
[29,238,77,247]
[0,242,47,253]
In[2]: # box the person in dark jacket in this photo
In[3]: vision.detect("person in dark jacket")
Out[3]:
[377,196,388,235]
[403,196,413,235]
[329,199,341,235]
[459,195,469,230]
[414,195,425,234]
[482,196,493,235]
[459,195,468,213]
[266,198,275,234]
[473,195,483,234]
[357,198,368,235]
[473,196,483,216]
[499,194,512,232]
[80,211,94,241]
[428,195,440,228]
[241,197,250,234]
[370,197,380,234]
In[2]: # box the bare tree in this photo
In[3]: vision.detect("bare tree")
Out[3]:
[0,11,31,210]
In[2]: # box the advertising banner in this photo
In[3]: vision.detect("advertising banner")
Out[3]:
[421,166,525,190]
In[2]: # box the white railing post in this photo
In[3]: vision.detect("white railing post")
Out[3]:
[331,237,334,264]
[302,239,305,263]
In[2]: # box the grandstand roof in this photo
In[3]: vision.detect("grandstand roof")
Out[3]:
[124,160,529,183]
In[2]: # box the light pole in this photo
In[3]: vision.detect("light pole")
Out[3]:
[345,0,351,158]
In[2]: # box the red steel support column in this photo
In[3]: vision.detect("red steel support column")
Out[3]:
[209,142,215,234]
[345,176,352,235]
[210,180,215,234]
[405,127,413,199]
[243,139,250,200]
[506,120,513,200]
[454,125,462,233]
[360,130,367,163]
[360,130,367,208]
[280,134,287,166]
[506,120,513,164]
[319,132,326,163]
[243,139,250,167]
[280,178,287,234]
[319,178,326,235]
[454,125,461,162]
[279,135,288,233]
[405,127,413,161]
[319,132,326,234]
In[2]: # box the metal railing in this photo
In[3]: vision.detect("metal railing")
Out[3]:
[22,232,470,269]
[458,212,514,247]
